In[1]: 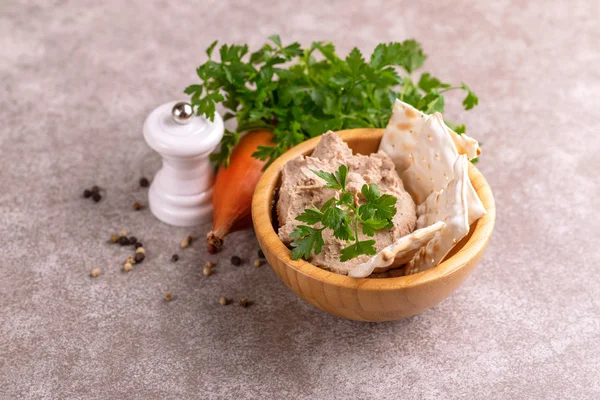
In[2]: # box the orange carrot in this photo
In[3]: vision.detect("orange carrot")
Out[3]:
[207,130,274,251]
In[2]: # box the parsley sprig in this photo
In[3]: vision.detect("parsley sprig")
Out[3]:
[289,165,397,262]
[185,36,479,167]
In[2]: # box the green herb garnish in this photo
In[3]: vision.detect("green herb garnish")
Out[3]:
[185,36,479,167]
[289,165,397,262]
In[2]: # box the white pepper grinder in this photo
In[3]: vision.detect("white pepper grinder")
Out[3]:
[143,101,224,227]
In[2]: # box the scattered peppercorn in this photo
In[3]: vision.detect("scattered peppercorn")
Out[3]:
[92,193,102,202]
[203,265,212,276]
[171,254,179,262]
[128,236,137,244]
[180,235,192,249]
[204,261,214,268]
[134,252,145,263]
[139,177,150,188]
[239,298,249,308]
[231,256,241,266]
[253,259,262,268]
[164,292,174,302]
[219,297,229,306]
[132,202,142,211]
[258,249,265,259]
[123,262,133,272]
[83,189,92,198]
[207,244,217,254]
[110,234,119,243]
[126,256,136,265]
[134,242,143,249]
[119,230,128,237]
[90,268,100,277]
[118,236,130,246]
[135,247,146,255]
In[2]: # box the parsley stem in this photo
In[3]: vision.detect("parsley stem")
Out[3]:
[438,86,463,94]
[341,187,361,245]
[399,79,409,100]
[347,192,360,246]
[353,206,360,246]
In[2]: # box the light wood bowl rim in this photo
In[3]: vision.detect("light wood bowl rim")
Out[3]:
[251,128,496,292]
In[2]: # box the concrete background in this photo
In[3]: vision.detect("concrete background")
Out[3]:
[1,0,599,399]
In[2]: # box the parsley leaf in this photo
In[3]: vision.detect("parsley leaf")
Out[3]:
[360,183,380,202]
[206,40,218,58]
[312,170,342,190]
[340,240,377,262]
[418,73,451,92]
[338,191,353,206]
[289,226,325,260]
[446,121,467,135]
[322,206,354,241]
[418,90,445,114]
[320,197,337,212]
[312,165,348,190]
[370,40,426,73]
[295,207,323,225]
[359,183,397,222]
[461,83,479,110]
[209,129,240,165]
[361,218,391,236]
[335,165,348,190]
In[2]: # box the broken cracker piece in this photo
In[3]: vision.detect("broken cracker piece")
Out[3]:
[404,155,471,275]
[348,221,445,278]
[379,99,480,169]
[379,100,428,172]
[385,110,485,225]
[401,112,459,205]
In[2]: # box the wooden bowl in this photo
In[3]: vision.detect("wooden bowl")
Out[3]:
[251,129,495,322]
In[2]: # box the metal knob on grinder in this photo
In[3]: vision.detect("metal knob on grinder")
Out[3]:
[171,102,194,125]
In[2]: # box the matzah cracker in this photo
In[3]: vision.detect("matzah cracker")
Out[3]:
[348,221,445,278]
[379,99,480,169]
[404,156,470,275]
[401,113,459,204]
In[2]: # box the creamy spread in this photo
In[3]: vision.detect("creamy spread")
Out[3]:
[277,132,416,275]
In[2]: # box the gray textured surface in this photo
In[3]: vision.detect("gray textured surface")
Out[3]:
[1,0,599,399]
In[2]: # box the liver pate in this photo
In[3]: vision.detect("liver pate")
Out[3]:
[277,132,417,275]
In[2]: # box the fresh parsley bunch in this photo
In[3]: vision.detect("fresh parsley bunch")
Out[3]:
[290,165,397,262]
[185,36,479,167]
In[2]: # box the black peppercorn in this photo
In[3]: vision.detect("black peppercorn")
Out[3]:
[134,252,145,263]
[171,254,179,262]
[258,249,265,259]
[118,236,130,246]
[239,298,249,308]
[128,236,137,244]
[132,202,142,211]
[92,193,102,202]
[83,189,92,198]
[134,242,143,249]
[139,177,150,188]
[231,256,241,266]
